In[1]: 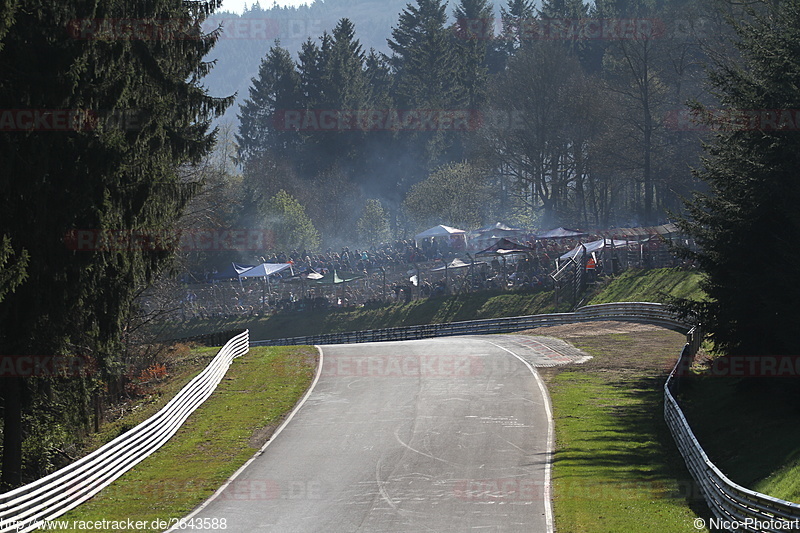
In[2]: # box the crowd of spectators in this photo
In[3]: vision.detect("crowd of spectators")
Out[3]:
[155,235,679,321]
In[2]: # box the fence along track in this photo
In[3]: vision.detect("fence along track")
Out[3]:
[256,301,800,532]
[665,329,800,531]
[6,303,799,532]
[0,330,250,533]
[251,301,686,347]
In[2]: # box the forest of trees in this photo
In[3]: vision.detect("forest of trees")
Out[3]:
[1,0,798,495]
[0,0,230,487]
[234,0,737,246]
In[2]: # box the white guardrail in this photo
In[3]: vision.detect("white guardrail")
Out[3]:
[256,301,800,532]
[5,303,798,532]
[0,330,250,533]
[251,302,686,347]
[665,329,800,532]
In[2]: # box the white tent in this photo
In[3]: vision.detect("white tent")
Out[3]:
[430,258,486,272]
[238,263,293,278]
[559,239,629,262]
[414,225,468,249]
[415,225,467,240]
[238,263,293,297]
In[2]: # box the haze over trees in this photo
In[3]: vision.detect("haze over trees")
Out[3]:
[237,0,720,243]
[1,0,795,493]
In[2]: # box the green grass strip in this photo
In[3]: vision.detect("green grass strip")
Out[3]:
[56,345,316,532]
[588,267,706,305]
[545,329,711,532]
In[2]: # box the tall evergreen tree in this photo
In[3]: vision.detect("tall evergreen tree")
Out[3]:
[496,0,536,69]
[297,37,326,109]
[453,0,494,108]
[0,0,230,486]
[678,0,800,359]
[388,0,463,109]
[236,43,300,164]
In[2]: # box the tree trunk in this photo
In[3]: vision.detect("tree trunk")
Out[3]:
[2,377,23,490]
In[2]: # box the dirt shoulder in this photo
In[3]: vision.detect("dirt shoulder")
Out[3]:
[517,320,687,381]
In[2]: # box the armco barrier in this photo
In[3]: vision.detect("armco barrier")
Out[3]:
[0,330,250,533]
[665,329,800,531]
[255,302,800,531]
[251,302,689,347]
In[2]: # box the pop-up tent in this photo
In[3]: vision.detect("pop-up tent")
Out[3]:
[212,262,256,280]
[476,238,535,256]
[559,239,630,262]
[238,263,293,278]
[307,270,364,285]
[414,225,467,249]
[470,223,525,250]
[430,258,486,271]
[537,227,588,240]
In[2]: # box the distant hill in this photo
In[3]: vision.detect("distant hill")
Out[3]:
[200,0,511,129]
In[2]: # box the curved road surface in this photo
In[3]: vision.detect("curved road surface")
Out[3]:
[180,335,589,533]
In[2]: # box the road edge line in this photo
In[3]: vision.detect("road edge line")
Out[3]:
[483,339,555,533]
[164,344,325,530]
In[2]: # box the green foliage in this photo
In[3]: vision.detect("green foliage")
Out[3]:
[678,0,800,358]
[0,235,28,304]
[264,190,321,252]
[0,0,230,485]
[357,199,391,246]
[402,162,498,231]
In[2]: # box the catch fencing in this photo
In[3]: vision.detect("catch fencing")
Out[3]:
[0,330,250,533]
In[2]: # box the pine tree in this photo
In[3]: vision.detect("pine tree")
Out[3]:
[387,0,463,109]
[297,38,326,109]
[236,43,300,164]
[496,0,536,69]
[453,0,494,108]
[678,1,800,358]
[0,0,230,486]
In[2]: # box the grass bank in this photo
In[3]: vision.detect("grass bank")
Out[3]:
[156,288,557,342]
[587,267,706,305]
[58,345,317,532]
[533,324,712,532]
[679,373,800,503]
[154,268,706,344]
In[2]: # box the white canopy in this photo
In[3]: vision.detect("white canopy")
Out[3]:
[430,258,486,272]
[238,263,293,278]
[559,239,630,261]
[414,225,466,240]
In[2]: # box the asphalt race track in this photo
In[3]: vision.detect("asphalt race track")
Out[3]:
[179,335,590,533]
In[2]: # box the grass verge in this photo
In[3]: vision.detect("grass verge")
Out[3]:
[154,288,557,342]
[57,345,317,532]
[587,267,706,305]
[532,324,713,532]
[678,374,800,502]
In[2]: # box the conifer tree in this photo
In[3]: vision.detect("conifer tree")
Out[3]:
[237,44,300,164]
[0,0,230,486]
[678,1,800,359]
[453,0,494,107]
